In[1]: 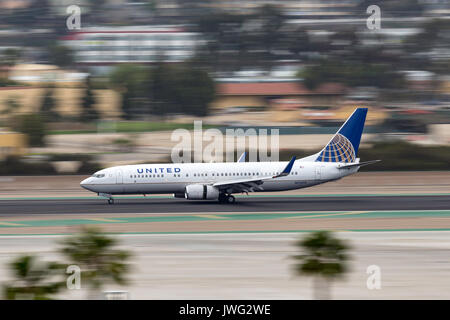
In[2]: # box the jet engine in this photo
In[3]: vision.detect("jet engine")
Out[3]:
[185,184,220,200]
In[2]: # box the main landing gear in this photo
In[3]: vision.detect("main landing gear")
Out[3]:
[107,198,114,205]
[218,193,235,204]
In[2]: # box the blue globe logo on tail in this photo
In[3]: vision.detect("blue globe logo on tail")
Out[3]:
[316,133,355,163]
[315,108,368,163]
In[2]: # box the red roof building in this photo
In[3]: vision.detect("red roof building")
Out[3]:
[212,81,347,110]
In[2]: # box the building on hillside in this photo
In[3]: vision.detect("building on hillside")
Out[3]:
[8,64,88,86]
[61,25,204,65]
[0,130,27,159]
[213,80,347,121]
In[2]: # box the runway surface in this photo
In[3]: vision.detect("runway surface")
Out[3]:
[0,195,449,216]
[2,232,450,299]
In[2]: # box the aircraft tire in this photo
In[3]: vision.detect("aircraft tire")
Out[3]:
[226,195,236,204]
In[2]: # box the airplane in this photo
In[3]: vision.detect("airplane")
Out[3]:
[80,107,379,204]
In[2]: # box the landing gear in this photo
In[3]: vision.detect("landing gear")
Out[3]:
[218,193,235,204]
[226,195,236,204]
[99,193,114,205]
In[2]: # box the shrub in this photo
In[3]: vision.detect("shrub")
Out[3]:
[12,114,46,147]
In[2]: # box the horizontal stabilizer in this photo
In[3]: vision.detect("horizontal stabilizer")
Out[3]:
[337,160,381,169]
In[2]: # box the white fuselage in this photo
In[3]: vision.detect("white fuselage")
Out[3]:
[80,160,358,196]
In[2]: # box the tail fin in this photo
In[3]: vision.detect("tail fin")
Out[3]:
[316,108,368,163]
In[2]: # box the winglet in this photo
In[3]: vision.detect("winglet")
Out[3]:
[237,152,246,163]
[274,156,296,178]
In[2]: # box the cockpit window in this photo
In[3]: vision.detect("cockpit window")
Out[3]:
[92,174,105,178]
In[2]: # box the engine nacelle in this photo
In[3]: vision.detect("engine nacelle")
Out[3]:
[173,193,185,198]
[185,184,220,200]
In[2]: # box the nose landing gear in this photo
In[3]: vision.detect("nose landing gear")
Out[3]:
[99,193,114,205]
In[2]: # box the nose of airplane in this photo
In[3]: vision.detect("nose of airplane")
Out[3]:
[80,178,91,190]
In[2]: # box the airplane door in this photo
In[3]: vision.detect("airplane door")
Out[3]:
[315,166,322,180]
[116,169,123,184]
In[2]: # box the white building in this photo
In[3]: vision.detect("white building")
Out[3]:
[62,25,204,64]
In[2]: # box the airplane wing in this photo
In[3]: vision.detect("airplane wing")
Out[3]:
[337,160,381,169]
[212,156,296,193]
[237,152,246,163]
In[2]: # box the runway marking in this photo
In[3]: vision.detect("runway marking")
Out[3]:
[0,221,26,226]
[194,215,225,220]
[88,218,122,223]
[282,211,369,219]
[1,210,450,229]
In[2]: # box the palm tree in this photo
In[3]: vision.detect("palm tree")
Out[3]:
[292,231,350,300]
[79,76,100,122]
[39,86,59,122]
[2,255,64,300]
[59,226,131,299]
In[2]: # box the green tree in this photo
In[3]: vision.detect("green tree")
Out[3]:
[1,48,21,66]
[109,64,148,119]
[172,65,216,117]
[1,96,21,117]
[2,255,64,300]
[59,226,131,299]
[292,231,350,300]
[12,114,46,147]
[80,76,100,122]
[148,63,177,116]
[39,87,59,121]
[300,59,404,90]
[148,63,215,117]
[48,45,74,69]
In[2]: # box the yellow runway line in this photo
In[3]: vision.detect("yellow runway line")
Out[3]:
[195,215,225,220]
[88,218,122,223]
[0,222,26,226]
[283,211,369,219]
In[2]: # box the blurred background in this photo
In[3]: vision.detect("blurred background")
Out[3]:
[0,0,448,173]
[0,1,450,301]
